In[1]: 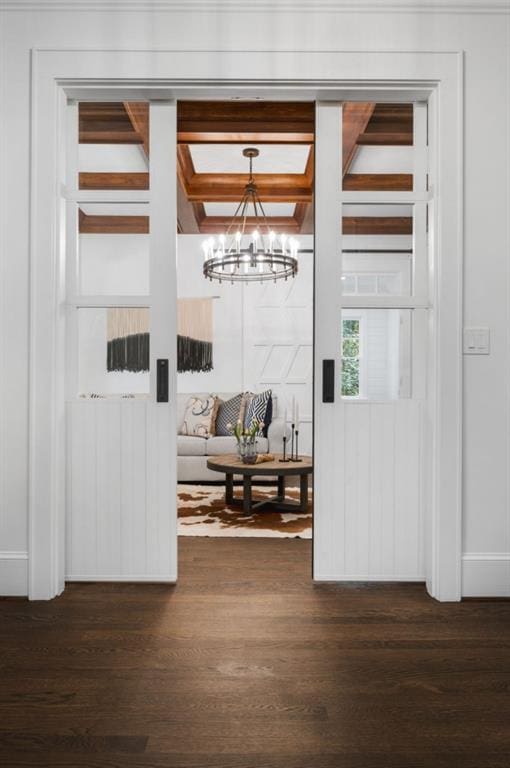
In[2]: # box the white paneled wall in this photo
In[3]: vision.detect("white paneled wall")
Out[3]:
[66,400,176,580]
[243,246,314,455]
[318,400,424,580]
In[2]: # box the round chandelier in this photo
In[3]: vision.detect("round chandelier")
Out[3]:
[202,148,299,283]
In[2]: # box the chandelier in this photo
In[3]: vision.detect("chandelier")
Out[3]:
[202,148,299,283]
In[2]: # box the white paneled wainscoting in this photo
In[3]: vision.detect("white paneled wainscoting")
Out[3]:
[66,398,425,583]
[66,400,176,581]
[315,399,425,581]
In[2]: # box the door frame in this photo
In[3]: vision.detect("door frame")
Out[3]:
[29,48,463,600]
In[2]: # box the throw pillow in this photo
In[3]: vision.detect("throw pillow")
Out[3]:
[179,395,219,438]
[244,390,272,435]
[215,393,244,436]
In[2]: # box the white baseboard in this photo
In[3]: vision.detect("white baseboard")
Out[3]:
[462,553,510,597]
[65,574,177,582]
[314,573,425,582]
[0,551,28,596]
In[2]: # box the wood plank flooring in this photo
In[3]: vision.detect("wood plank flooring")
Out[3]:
[1,537,510,767]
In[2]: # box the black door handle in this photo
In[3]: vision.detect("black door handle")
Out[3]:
[322,359,335,403]
[157,359,169,402]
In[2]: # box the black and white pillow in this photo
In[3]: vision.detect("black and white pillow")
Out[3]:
[215,393,244,436]
[244,390,272,436]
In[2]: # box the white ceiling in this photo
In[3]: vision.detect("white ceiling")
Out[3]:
[189,144,311,174]
[203,202,296,217]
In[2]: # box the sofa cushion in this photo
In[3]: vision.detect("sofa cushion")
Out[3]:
[206,436,269,456]
[244,390,272,435]
[179,394,219,437]
[215,393,245,436]
[177,435,207,457]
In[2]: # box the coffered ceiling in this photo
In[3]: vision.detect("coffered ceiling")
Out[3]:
[78,100,413,237]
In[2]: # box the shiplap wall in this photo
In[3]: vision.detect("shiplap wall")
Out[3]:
[243,246,314,454]
[66,400,176,580]
[316,399,424,580]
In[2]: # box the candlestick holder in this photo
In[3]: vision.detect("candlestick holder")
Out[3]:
[279,435,290,463]
[290,429,302,462]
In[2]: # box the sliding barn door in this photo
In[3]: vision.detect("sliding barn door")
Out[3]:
[65,100,177,582]
[314,101,430,581]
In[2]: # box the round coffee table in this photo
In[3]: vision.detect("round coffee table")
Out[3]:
[206,454,313,516]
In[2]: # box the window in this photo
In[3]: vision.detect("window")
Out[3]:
[341,316,363,398]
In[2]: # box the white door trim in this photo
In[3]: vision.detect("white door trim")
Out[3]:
[29,47,463,600]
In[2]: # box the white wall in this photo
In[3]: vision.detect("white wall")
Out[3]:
[177,235,244,393]
[0,2,509,595]
[179,235,314,452]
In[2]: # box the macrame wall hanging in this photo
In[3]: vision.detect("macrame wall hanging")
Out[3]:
[107,298,213,374]
[177,298,213,373]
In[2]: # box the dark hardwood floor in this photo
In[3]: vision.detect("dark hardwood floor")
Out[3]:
[1,537,510,767]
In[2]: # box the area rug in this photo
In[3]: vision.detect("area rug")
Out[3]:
[178,484,312,538]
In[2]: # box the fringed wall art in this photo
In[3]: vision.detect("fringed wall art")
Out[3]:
[107,308,150,373]
[177,298,213,373]
[106,299,213,374]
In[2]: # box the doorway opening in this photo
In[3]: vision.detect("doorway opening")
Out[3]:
[62,90,435,589]
[175,101,314,544]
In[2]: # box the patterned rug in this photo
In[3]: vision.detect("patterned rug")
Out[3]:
[178,484,312,538]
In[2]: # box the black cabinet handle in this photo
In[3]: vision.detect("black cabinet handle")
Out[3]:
[322,359,335,403]
[157,359,169,403]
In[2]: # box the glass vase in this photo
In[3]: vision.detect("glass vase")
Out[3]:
[238,436,258,464]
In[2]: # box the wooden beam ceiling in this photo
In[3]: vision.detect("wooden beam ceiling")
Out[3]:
[79,210,149,234]
[78,209,412,237]
[343,174,413,192]
[342,102,375,176]
[177,101,315,144]
[79,102,144,145]
[79,172,149,190]
[78,101,415,233]
[123,102,150,157]
[184,173,312,203]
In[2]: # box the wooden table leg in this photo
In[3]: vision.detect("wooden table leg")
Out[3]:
[225,473,234,504]
[277,474,285,501]
[243,475,252,516]
[299,473,309,512]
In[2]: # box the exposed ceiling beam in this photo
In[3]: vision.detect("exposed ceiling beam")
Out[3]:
[342,102,376,177]
[185,173,312,203]
[77,210,411,237]
[79,211,149,234]
[343,174,413,192]
[366,103,413,135]
[124,102,150,157]
[342,216,412,235]
[79,102,143,144]
[178,132,314,145]
[177,101,314,140]
[357,131,413,146]
[79,172,149,190]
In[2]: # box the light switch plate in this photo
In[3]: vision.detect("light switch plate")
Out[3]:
[463,327,490,355]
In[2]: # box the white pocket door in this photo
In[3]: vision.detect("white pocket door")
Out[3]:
[313,101,430,582]
[65,101,177,582]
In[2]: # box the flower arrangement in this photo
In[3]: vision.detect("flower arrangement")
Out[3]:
[227,419,265,463]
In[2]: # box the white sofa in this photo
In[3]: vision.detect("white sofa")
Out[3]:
[177,392,286,482]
